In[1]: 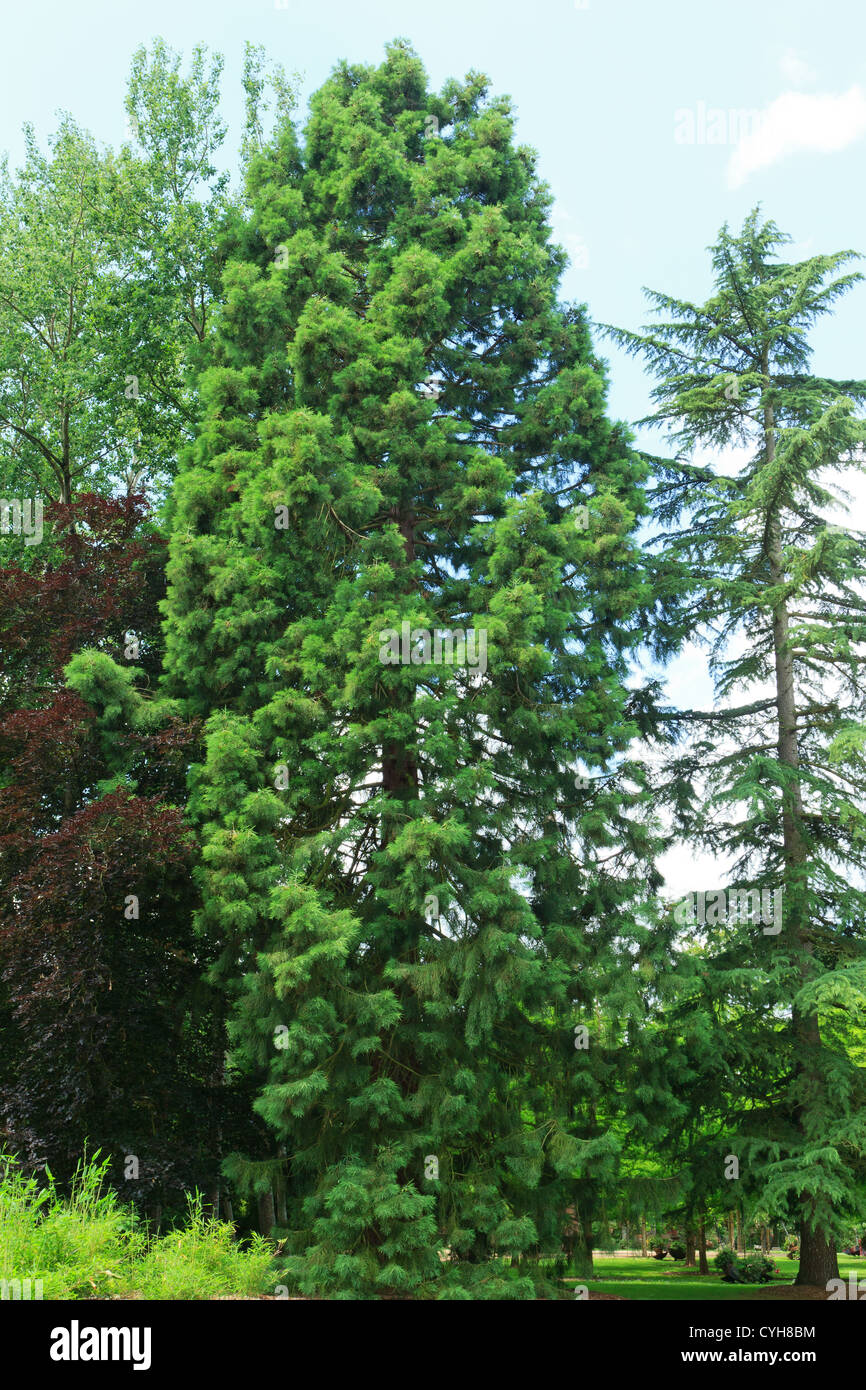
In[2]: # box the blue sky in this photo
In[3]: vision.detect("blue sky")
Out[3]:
[4,0,866,431]
[4,0,865,890]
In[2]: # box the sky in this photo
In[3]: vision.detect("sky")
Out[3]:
[3,0,865,891]
[4,0,865,426]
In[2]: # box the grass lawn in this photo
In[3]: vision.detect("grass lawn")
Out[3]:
[571,1254,864,1300]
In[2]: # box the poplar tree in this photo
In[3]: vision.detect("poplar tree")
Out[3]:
[0,40,229,510]
[163,42,653,1296]
[609,210,866,1286]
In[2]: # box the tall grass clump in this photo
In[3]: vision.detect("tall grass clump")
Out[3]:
[0,1151,276,1299]
[134,1195,274,1299]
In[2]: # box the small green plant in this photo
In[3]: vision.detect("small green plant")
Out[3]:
[1,1150,141,1298]
[134,1195,273,1299]
[0,1151,276,1300]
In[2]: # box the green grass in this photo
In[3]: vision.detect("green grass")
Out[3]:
[5,1150,861,1301]
[574,1253,864,1300]
[0,1151,277,1300]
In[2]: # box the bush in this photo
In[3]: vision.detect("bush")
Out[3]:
[739,1256,776,1283]
[0,1151,276,1300]
[0,1150,144,1299]
[712,1248,776,1283]
[134,1199,274,1299]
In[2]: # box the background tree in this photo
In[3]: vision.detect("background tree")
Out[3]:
[608,209,866,1286]
[0,40,230,511]
[0,40,241,1212]
[0,495,215,1215]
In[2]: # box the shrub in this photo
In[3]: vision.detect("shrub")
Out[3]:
[0,1150,143,1299]
[712,1248,775,1283]
[0,1150,276,1300]
[133,1197,273,1299]
[739,1256,775,1283]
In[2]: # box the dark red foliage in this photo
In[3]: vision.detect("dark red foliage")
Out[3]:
[0,496,220,1208]
[0,494,165,705]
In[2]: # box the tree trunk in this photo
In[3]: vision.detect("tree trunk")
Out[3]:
[796,1220,839,1287]
[275,1146,289,1226]
[381,511,419,843]
[60,406,72,504]
[764,390,839,1286]
[571,1207,594,1278]
[640,1213,647,1257]
[698,1218,709,1275]
[728,1211,735,1249]
[257,1188,276,1237]
[685,1224,696,1267]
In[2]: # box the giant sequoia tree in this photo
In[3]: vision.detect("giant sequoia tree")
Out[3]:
[163,41,654,1296]
[610,210,866,1287]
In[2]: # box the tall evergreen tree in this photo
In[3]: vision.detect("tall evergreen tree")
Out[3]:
[163,41,654,1296]
[608,209,866,1286]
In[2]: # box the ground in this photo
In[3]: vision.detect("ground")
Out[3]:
[570,1254,863,1300]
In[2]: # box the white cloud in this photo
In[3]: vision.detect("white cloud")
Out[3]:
[552,210,590,270]
[658,840,734,899]
[779,49,815,86]
[727,85,866,188]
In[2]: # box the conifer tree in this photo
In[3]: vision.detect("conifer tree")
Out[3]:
[609,209,866,1286]
[163,42,654,1296]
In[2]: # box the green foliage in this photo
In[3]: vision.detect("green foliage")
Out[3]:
[610,208,866,1276]
[0,39,238,512]
[0,1151,274,1300]
[162,39,656,1297]
[5,26,865,1302]
[713,1248,776,1284]
[0,1151,142,1300]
